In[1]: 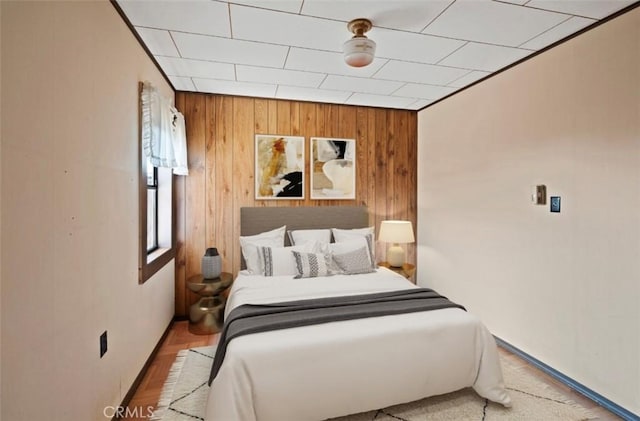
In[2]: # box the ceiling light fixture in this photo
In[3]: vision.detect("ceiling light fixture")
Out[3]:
[343,18,376,68]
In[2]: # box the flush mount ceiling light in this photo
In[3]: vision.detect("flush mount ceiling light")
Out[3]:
[343,18,376,68]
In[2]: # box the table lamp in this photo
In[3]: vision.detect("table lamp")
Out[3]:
[379,220,415,267]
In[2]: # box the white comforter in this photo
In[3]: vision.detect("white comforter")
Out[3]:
[205,268,511,421]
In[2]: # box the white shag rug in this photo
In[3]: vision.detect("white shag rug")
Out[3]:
[151,346,595,421]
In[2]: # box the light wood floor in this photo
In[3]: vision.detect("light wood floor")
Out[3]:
[124,320,622,420]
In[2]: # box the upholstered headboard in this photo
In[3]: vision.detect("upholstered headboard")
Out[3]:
[240,206,369,268]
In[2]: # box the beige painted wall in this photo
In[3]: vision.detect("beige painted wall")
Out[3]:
[1,2,175,420]
[417,8,639,415]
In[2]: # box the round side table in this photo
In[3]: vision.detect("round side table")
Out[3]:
[378,262,416,283]
[187,272,233,335]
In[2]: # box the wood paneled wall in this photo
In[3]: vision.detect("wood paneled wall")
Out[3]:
[174,93,417,316]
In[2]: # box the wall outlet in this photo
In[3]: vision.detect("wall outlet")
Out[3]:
[100,331,108,358]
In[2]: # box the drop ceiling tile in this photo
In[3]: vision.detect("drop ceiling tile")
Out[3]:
[447,70,491,88]
[499,0,528,4]
[135,27,179,57]
[393,83,457,100]
[117,0,230,37]
[320,75,403,95]
[227,0,303,14]
[345,93,417,109]
[439,43,532,72]
[526,0,637,19]
[406,99,436,110]
[172,32,288,67]
[231,5,346,52]
[156,56,235,80]
[286,48,387,78]
[193,78,277,97]
[276,86,352,104]
[236,65,325,88]
[423,0,567,47]
[300,0,454,32]
[373,61,468,85]
[520,16,595,50]
[169,76,197,91]
[372,27,465,64]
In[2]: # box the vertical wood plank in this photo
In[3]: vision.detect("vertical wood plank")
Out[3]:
[215,96,234,274]
[184,94,207,311]
[254,99,269,134]
[355,106,368,208]
[205,95,216,251]
[394,111,409,222]
[366,108,377,229]
[232,97,255,273]
[267,99,278,134]
[386,110,397,220]
[374,108,388,262]
[276,100,291,135]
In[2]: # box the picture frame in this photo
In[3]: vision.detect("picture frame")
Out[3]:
[255,135,305,200]
[310,137,356,200]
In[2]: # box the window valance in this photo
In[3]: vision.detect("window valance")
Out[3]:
[141,81,188,175]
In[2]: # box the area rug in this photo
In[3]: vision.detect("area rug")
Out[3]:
[151,346,595,421]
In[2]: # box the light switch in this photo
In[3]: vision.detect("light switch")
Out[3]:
[550,196,561,213]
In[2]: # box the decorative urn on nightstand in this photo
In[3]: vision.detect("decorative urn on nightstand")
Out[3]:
[201,247,221,279]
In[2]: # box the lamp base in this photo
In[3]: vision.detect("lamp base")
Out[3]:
[386,245,405,267]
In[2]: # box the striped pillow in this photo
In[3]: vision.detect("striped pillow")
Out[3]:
[292,251,337,279]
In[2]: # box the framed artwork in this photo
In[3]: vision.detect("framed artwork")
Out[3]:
[310,137,356,200]
[255,135,305,200]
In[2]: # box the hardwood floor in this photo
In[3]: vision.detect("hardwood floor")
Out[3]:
[123,321,218,421]
[497,348,623,420]
[124,320,622,420]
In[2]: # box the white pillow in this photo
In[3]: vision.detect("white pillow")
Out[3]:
[288,229,332,246]
[331,226,375,242]
[324,235,376,270]
[240,225,286,274]
[259,242,316,277]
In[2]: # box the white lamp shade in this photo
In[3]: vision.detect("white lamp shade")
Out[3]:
[378,220,414,244]
[343,37,376,67]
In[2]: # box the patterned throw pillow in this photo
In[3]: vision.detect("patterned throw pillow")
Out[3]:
[259,243,316,277]
[326,234,376,270]
[292,251,337,278]
[332,246,376,275]
[240,225,286,274]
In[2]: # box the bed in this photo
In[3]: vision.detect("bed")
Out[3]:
[205,206,510,421]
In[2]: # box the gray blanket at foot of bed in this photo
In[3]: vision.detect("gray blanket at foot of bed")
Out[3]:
[208,288,465,385]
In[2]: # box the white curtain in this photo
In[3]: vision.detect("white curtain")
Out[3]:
[141,81,189,175]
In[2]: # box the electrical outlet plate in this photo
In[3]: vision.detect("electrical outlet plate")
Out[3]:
[100,331,108,358]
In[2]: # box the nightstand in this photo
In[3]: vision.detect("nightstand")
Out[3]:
[187,272,232,335]
[378,262,416,282]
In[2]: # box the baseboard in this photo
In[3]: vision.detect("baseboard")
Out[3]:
[113,320,174,420]
[495,336,639,421]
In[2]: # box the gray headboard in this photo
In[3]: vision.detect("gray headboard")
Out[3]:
[241,206,369,239]
[240,206,369,268]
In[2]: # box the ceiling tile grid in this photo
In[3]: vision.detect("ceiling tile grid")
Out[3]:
[116,0,637,110]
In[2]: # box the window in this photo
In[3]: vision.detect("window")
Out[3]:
[138,81,185,284]
[146,160,158,253]
[139,154,174,283]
